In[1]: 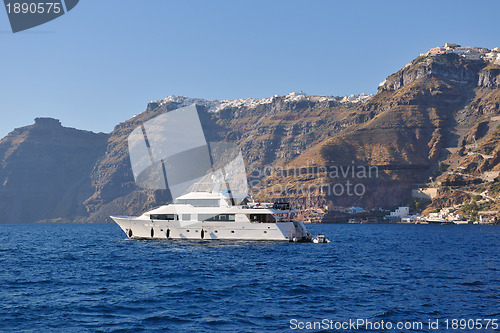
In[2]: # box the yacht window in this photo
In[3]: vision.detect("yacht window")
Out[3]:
[182,214,191,221]
[273,202,291,210]
[199,214,236,222]
[176,199,219,207]
[150,214,177,220]
[249,214,275,223]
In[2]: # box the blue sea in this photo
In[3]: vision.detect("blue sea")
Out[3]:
[0,224,499,332]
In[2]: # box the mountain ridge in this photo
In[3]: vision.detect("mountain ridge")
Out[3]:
[0,118,108,223]
[1,44,499,223]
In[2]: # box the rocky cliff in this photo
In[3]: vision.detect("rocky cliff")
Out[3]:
[379,53,500,92]
[81,95,361,222]
[478,64,500,88]
[0,118,108,223]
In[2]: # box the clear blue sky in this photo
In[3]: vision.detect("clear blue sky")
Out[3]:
[1,0,499,137]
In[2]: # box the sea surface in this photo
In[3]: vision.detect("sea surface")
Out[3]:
[0,223,499,332]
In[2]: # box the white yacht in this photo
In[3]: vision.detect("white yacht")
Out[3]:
[118,103,325,242]
[111,190,313,242]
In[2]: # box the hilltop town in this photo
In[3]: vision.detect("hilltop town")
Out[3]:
[425,43,500,63]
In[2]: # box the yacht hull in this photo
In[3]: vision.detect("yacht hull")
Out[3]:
[111,216,311,242]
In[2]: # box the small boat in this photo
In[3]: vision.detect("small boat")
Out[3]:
[312,234,330,243]
[426,218,454,225]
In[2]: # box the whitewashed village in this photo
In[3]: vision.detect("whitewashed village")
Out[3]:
[426,43,500,63]
[330,204,497,225]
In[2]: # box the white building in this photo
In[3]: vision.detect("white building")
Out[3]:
[447,48,470,55]
[484,52,499,61]
[385,207,410,222]
[464,53,481,61]
[390,207,409,218]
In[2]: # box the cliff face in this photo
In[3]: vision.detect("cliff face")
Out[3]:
[379,54,490,92]
[478,65,500,88]
[0,118,108,223]
[82,96,360,222]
